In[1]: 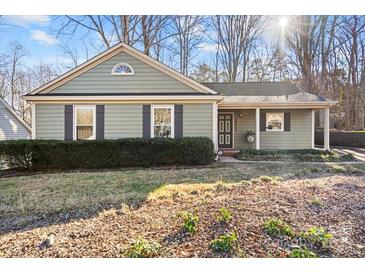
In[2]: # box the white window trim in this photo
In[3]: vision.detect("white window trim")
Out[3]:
[111,63,134,75]
[266,112,284,132]
[151,105,174,138]
[73,105,96,140]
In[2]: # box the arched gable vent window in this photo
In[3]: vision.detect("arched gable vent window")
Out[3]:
[111,63,134,75]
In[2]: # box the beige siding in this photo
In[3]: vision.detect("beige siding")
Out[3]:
[50,52,200,94]
[35,104,64,139]
[104,105,142,138]
[260,109,312,149]
[0,103,30,140]
[184,104,213,139]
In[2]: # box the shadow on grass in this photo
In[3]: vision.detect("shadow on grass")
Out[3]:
[0,162,364,235]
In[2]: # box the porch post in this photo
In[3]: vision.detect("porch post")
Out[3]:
[212,103,218,151]
[324,108,330,151]
[255,108,260,150]
[312,109,315,149]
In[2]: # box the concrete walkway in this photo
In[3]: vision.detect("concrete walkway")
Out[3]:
[332,146,365,162]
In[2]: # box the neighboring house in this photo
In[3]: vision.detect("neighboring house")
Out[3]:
[23,42,335,152]
[0,97,31,140]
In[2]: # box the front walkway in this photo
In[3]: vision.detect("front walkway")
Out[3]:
[332,146,365,162]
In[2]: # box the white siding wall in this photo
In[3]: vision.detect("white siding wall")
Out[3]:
[0,103,30,140]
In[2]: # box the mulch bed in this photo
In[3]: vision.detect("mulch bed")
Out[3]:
[0,174,364,258]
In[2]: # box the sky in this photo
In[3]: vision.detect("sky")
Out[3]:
[0,16,89,68]
[0,15,284,72]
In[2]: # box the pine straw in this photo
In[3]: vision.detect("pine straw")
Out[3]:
[1,173,364,258]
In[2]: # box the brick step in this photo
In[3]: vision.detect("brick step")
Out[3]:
[220,149,240,157]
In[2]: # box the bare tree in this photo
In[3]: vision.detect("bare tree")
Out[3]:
[170,16,205,76]
[211,15,265,82]
[5,43,25,109]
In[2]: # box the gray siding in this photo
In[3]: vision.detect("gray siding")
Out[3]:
[0,103,30,140]
[228,110,256,150]
[184,104,213,139]
[222,109,313,150]
[260,109,312,149]
[35,104,64,139]
[50,51,200,94]
[104,105,142,138]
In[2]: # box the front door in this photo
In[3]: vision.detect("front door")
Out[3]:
[218,113,233,148]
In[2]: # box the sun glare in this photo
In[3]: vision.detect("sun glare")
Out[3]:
[279,16,288,29]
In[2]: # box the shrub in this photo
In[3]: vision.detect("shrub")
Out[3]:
[300,227,333,248]
[178,211,199,234]
[217,207,233,224]
[264,218,295,238]
[0,137,214,170]
[210,232,238,253]
[289,247,317,258]
[125,237,161,258]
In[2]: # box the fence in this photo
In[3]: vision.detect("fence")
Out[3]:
[315,130,365,148]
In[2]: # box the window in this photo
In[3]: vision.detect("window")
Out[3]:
[151,105,174,138]
[111,63,134,75]
[266,112,284,131]
[74,106,96,140]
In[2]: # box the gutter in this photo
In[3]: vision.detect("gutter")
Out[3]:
[23,95,224,102]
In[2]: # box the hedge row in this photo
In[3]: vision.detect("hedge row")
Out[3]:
[0,137,215,171]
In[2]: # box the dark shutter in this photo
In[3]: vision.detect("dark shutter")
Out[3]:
[143,105,151,138]
[64,105,73,141]
[174,105,183,138]
[260,111,266,132]
[284,112,291,131]
[96,105,105,140]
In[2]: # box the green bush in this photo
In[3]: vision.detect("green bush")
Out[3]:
[0,137,214,170]
[178,210,199,234]
[125,237,161,258]
[300,227,333,248]
[289,247,317,258]
[264,218,295,238]
[217,207,233,224]
[210,232,238,253]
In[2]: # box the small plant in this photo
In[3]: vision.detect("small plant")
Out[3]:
[125,237,161,258]
[300,227,333,248]
[178,210,199,234]
[210,232,238,253]
[217,207,233,224]
[289,247,317,258]
[264,218,295,238]
[310,197,322,207]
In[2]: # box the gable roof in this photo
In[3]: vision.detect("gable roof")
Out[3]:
[0,97,31,132]
[28,42,217,96]
[202,82,336,106]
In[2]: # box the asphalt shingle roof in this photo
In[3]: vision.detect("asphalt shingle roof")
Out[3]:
[202,82,329,103]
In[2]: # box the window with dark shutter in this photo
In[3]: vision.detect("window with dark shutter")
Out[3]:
[96,105,105,140]
[174,105,183,138]
[64,105,73,141]
[143,105,151,138]
[260,112,266,131]
[284,112,291,131]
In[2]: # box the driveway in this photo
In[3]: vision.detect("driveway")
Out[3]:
[332,146,365,162]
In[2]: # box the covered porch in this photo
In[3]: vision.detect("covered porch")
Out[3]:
[214,106,331,152]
